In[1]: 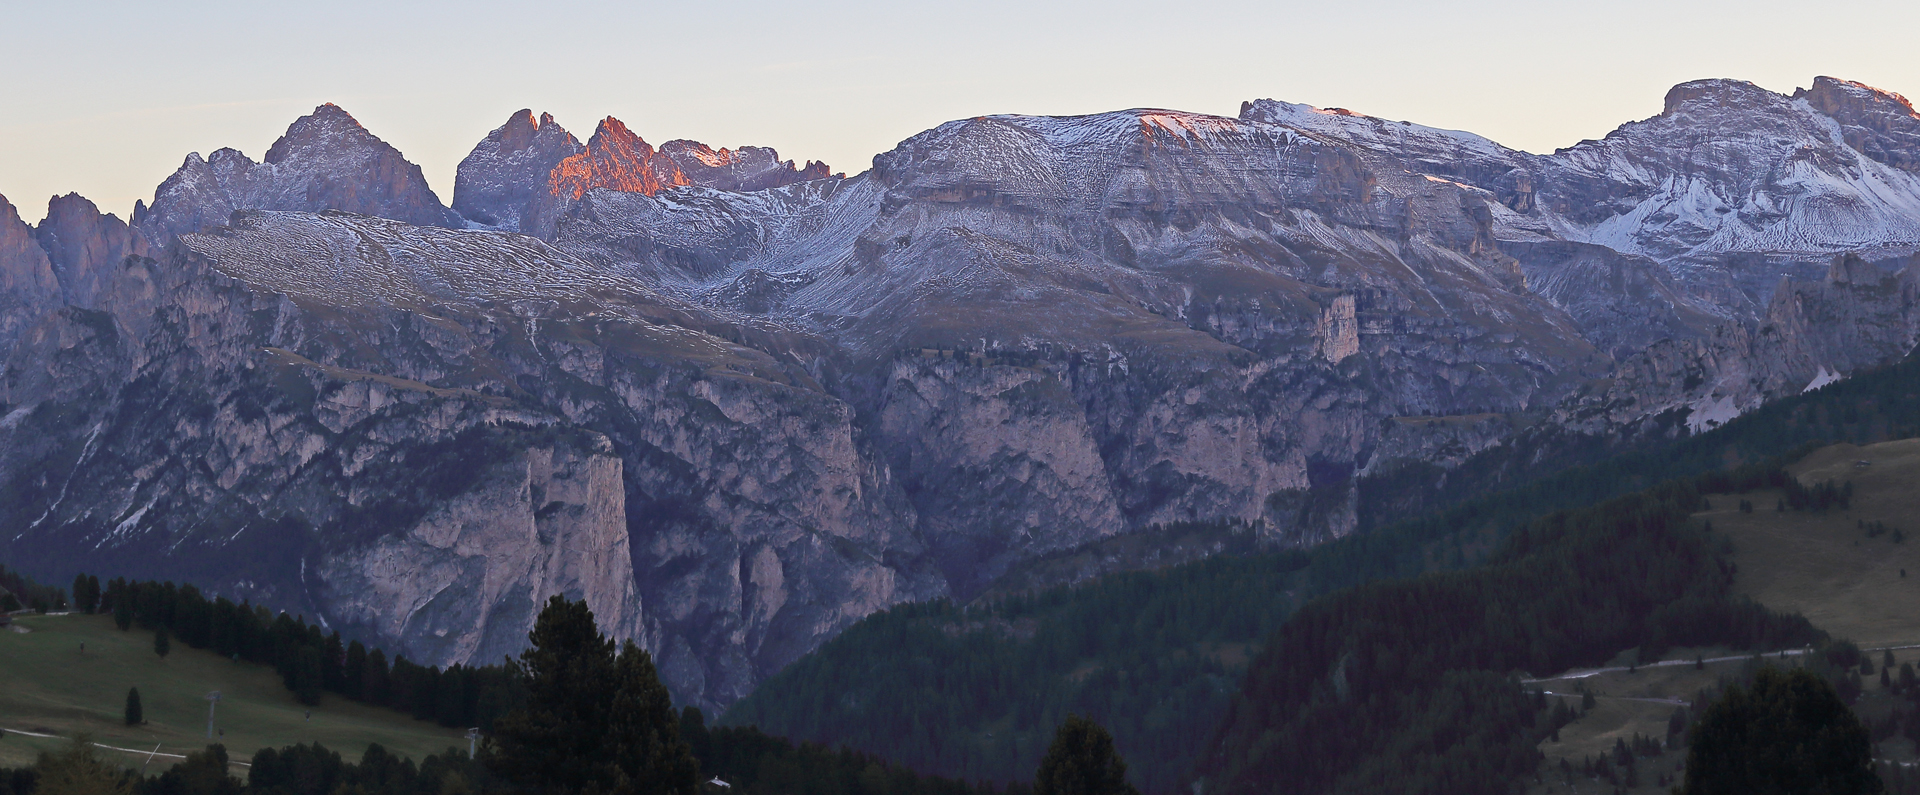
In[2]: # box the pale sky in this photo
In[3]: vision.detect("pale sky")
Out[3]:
[3,0,1917,223]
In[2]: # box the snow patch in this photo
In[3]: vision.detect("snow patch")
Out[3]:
[1804,366,1843,392]
[1687,394,1745,435]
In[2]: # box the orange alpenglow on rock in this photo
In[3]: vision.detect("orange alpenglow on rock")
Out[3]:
[548,117,690,200]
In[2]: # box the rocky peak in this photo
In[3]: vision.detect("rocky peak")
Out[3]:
[0,194,61,357]
[1537,76,1920,267]
[1795,76,1920,174]
[1659,78,1789,115]
[262,103,371,165]
[452,109,584,231]
[138,103,461,243]
[1797,75,1918,119]
[549,117,839,198]
[549,117,686,201]
[526,116,836,240]
[658,140,835,192]
[35,193,151,310]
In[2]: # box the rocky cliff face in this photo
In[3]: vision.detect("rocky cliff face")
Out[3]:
[6,77,1920,713]
[451,110,584,233]
[0,195,61,360]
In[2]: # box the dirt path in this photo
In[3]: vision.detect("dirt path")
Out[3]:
[1,726,252,768]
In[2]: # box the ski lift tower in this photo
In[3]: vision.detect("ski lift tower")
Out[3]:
[205,691,221,740]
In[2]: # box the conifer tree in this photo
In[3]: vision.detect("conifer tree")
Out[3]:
[1683,666,1882,794]
[344,640,367,700]
[111,583,132,630]
[124,688,142,726]
[154,627,171,658]
[1034,716,1140,795]
[485,595,696,795]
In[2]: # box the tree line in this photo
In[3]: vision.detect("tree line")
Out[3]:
[0,596,1154,795]
[1198,463,1826,795]
[95,577,524,730]
[0,563,70,613]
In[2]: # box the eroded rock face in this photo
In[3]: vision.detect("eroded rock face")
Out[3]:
[6,76,1920,714]
[316,439,640,665]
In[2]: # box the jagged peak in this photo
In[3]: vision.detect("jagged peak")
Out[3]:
[44,191,105,221]
[493,109,577,152]
[588,116,647,151]
[500,108,537,137]
[263,103,386,165]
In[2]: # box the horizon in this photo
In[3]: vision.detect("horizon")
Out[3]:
[3,0,1918,224]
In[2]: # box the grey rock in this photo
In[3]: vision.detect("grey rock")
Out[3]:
[451,110,583,232]
[137,104,462,243]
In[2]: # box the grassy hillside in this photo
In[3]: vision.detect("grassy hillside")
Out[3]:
[1714,439,1920,647]
[0,612,464,772]
[1520,437,1920,792]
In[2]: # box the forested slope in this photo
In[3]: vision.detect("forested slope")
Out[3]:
[728,353,1920,792]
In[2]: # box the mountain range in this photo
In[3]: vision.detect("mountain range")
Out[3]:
[3,76,1918,713]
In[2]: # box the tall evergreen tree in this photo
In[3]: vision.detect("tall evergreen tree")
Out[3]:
[124,688,143,726]
[343,640,367,701]
[154,627,171,659]
[71,575,89,613]
[111,580,132,630]
[485,595,697,795]
[291,645,324,706]
[322,632,346,693]
[1683,666,1883,794]
[1034,716,1139,795]
[363,648,391,706]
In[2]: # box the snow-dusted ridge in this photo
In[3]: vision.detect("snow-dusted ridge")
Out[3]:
[10,77,1920,715]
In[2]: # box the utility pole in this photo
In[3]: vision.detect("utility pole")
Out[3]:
[466,728,480,758]
[205,691,220,740]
